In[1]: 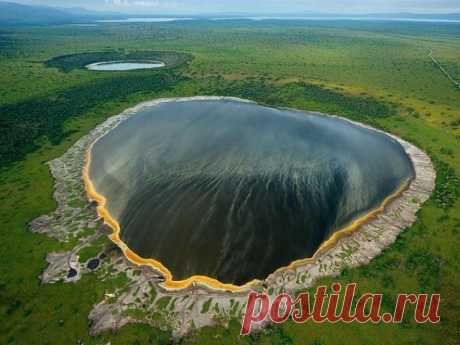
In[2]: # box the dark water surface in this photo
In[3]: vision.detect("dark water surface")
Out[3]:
[89,99,414,284]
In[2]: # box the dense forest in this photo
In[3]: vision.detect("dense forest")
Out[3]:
[200,77,395,119]
[0,71,187,167]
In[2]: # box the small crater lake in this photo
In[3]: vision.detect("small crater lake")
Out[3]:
[89,99,414,285]
[86,60,166,71]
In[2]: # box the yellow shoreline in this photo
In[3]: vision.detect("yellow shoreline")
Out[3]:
[83,133,412,292]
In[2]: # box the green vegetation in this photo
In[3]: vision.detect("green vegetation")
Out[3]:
[155,296,172,311]
[431,157,460,209]
[199,78,395,119]
[201,298,213,314]
[0,19,459,345]
[78,235,107,263]
[0,71,186,166]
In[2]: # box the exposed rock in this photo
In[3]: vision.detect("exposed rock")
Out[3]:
[40,251,73,284]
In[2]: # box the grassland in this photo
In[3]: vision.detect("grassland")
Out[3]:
[0,19,459,345]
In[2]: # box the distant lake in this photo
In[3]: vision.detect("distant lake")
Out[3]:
[86,60,166,71]
[89,99,414,285]
[93,16,460,24]
[68,24,99,27]
[97,17,193,23]
[212,16,460,23]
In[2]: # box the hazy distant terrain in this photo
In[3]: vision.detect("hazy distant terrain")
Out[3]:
[0,1,122,24]
[0,2,78,24]
[0,1,459,25]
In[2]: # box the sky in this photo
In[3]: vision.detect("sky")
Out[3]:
[5,0,460,14]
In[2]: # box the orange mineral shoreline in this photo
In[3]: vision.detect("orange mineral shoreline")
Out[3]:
[83,139,259,292]
[82,105,413,293]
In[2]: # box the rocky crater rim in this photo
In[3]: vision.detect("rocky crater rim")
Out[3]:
[81,96,431,293]
[44,50,193,72]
